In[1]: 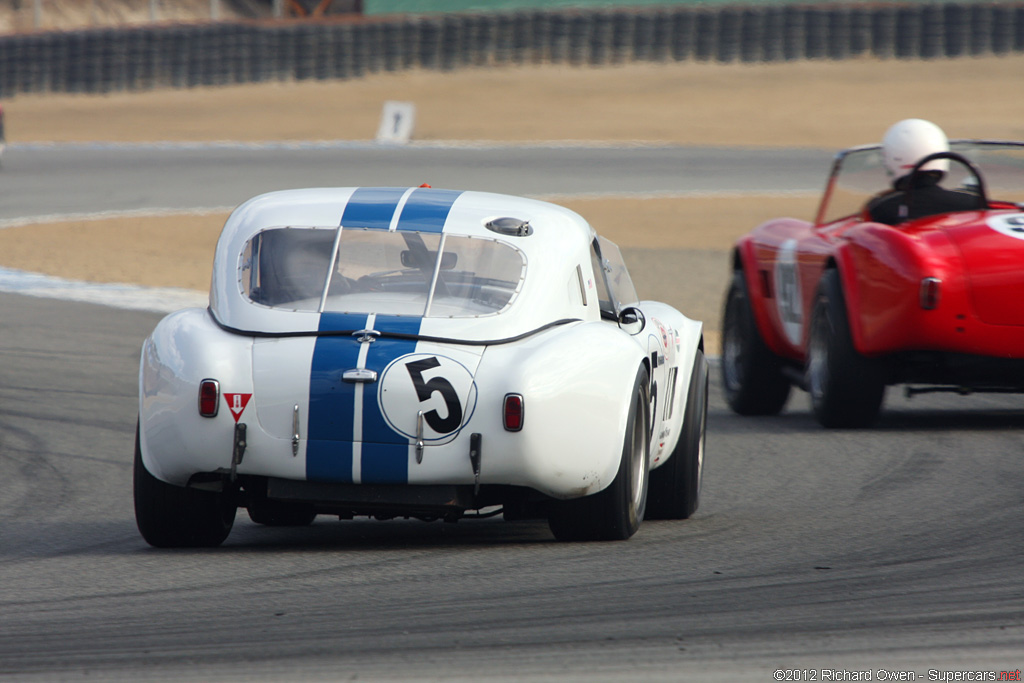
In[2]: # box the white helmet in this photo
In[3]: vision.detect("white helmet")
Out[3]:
[881,119,950,178]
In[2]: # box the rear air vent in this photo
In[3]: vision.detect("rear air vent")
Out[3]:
[485,217,533,237]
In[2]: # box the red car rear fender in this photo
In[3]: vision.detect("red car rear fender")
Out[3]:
[832,223,964,356]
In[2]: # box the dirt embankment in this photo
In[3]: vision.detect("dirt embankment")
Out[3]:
[9,57,1024,145]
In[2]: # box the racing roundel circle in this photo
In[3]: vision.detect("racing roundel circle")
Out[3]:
[378,353,478,444]
[774,238,803,346]
[986,213,1024,242]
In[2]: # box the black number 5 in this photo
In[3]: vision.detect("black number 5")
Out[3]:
[405,357,463,434]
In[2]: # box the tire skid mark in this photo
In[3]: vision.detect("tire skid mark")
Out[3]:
[855,450,944,501]
[0,421,70,527]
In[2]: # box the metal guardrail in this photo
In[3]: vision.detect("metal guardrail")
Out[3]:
[0,3,1022,97]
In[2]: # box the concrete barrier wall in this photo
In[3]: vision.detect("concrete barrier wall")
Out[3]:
[1,3,1022,97]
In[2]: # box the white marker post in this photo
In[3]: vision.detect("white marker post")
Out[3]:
[376,101,416,145]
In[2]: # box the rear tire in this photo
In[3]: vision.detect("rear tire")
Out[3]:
[721,269,791,415]
[806,269,885,428]
[133,423,236,548]
[548,366,650,542]
[647,350,707,520]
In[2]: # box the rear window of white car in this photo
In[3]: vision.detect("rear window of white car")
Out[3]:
[240,227,526,318]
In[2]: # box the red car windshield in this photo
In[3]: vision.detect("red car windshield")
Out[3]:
[817,141,1024,226]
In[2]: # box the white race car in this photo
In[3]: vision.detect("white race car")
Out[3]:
[135,187,707,546]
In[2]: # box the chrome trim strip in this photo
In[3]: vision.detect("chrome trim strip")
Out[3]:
[415,410,425,464]
[576,263,587,306]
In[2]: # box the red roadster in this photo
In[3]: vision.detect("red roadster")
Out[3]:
[723,140,1024,427]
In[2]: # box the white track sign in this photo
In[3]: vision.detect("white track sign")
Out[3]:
[376,101,416,145]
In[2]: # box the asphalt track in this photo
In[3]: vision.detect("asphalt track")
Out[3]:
[1,143,1023,681]
[0,143,830,219]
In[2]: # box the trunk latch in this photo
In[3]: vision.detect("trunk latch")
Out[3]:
[342,368,378,383]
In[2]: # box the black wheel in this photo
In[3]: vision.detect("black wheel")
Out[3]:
[721,269,791,415]
[548,365,650,542]
[247,498,317,527]
[133,423,236,548]
[647,350,707,520]
[806,269,886,428]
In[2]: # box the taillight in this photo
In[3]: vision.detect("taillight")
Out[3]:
[919,277,941,310]
[503,393,524,431]
[198,379,220,417]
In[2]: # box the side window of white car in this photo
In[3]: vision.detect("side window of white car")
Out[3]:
[241,227,335,311]
[590,237,639,319]
[598,236,639,307]
[589,240,615,319]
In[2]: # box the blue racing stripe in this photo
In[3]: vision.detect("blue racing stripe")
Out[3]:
[361,443,413,484]
[319,312,367,333]
[372,316,423,336]
[341,187,406,230]
[395,188,463,233]
[306,313,366,482]
[306,313,423,484]
[359,320,420,483]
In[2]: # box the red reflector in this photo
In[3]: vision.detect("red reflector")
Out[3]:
[503,393,524,431]
[198,379,220,418]
[919,277,941,310]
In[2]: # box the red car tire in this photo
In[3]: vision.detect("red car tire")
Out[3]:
[721,269,791,416]
[807,270,886,428]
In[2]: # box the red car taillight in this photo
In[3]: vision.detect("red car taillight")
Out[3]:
[919,277,941,310]
[198,379,220,417]
[503,393,524,431]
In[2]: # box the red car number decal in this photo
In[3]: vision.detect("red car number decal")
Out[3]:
[774,238,803,345]
[987,213,1024,241]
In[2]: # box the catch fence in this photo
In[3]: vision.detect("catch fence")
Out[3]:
[1,3,1022,97]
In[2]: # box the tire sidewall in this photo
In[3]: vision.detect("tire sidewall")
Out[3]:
[807,270,885,428]
[808,288,834,410]
[721,273,749,400]
[684,352,709,516]
[721,269,792,415]
[622,365,651,533]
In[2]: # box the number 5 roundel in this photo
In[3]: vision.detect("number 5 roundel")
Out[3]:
[378,353,479,444]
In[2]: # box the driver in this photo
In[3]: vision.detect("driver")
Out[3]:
[865,119,980,225]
